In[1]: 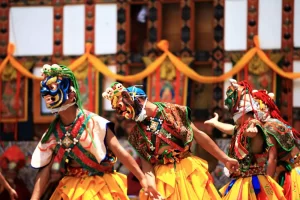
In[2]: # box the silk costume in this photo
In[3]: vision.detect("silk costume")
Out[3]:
[31,64,129,200]
[103,83,220,200]
[252,89,300,200]
[220,79,286,200]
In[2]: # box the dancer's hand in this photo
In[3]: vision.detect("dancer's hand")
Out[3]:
[224,157,239,174]
[9,188,18,200]
[204,112,219,126]
[244,122,258,138]
[143,181,164,200]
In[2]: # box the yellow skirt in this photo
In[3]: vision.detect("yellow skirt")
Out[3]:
[139,156,221,200]
[50,172,129,200]
[283,166,300,200]
[220,175,286,200]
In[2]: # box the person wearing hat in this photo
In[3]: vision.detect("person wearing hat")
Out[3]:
[206,81,300,200]
[30,64,155,200]
[204,79,286,199]
[0,145,30,200]
[102,82,239,200]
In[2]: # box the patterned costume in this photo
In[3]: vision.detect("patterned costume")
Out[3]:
[220,79,285,199]
[31,65,128,200]
[103,83,220,200]
[251,89,300,200]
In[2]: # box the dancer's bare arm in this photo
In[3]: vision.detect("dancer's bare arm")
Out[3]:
[204,113,235,135]
[192,123,239,172]
[140,158,162,199]
[31,162,52,200]
[266,136,278,177]
[106,128,147,187]
[0,172,18,200]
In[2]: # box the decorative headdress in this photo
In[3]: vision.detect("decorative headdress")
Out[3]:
[225,79,258,122]
[40,64,83,110]
[252,89,300,139]
[0,145,26,171]
[102,82,127,107]
[102,82,148,121]
[41,64,84,143]
[102,82,147,102]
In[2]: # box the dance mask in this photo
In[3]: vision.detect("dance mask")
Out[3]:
[40,64,81,113]
[102,82,147,121]
[252,90,275,122]
[225,79,258,122]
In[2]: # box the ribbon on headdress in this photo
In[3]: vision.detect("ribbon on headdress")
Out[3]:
[126,85,147,101]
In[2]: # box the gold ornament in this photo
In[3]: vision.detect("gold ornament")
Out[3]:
[231,53,283,75]
[1,60,34,81]
[143,56,194,81]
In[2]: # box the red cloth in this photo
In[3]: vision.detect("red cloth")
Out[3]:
[127,158,142,195]
[283,172,292,200]
[0,145,25,170]
[0,178,31,200]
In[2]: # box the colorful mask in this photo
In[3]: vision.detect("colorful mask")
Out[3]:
[40,64,81,111]
[224,79,258,122]
[102,82,147,120]
[252,90,274,122]
[40,64,85,144]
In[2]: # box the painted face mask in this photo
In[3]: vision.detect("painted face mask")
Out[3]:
[102,82,147,121]
[40,64,82,113]
[40,75,70,109]
[225,79,258,123]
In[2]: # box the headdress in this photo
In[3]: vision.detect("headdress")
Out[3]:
[252,89,300,139]
[102,82,147,121]
[102,82,147,102]
[225,79,258,122]
[40,64,83,110]
[0,145,26,171]
[40,64,84,143]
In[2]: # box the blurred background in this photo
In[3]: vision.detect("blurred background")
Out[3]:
[0,0,300,199]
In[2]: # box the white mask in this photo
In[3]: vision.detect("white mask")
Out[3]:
[135,98,148,122]
[233,95,258,123]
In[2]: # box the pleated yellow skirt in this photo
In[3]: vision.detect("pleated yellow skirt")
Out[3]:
[220,175,286,200]
[139,156,221,200]
[282,166,300,200]
[50,172,129,200]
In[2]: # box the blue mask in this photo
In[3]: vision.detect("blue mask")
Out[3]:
[40,76,70,109]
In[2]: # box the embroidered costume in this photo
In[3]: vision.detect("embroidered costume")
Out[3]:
[103,82,220,200]
[252,89,300,200]
[220,79,285,200]
[31,65,128,200]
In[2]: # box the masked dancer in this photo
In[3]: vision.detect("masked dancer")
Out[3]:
[30,64,155,200]
[102,82,239,200]
[205,79,286,199]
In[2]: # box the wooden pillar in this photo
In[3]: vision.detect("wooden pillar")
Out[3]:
[212,0,224,109]
[146,0,161,59]
[281,0,294,124]
[117,1,129,75]
[85,1,95,54]
[52,0,63,62]
[0,0,9,58]
[180,0,194,56]
[247,0,258,48]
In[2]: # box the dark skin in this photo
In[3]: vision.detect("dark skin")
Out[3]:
[115,96,239,200]
[205,112,278,177]
[0,172,18,200]
[31,92,151,200]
